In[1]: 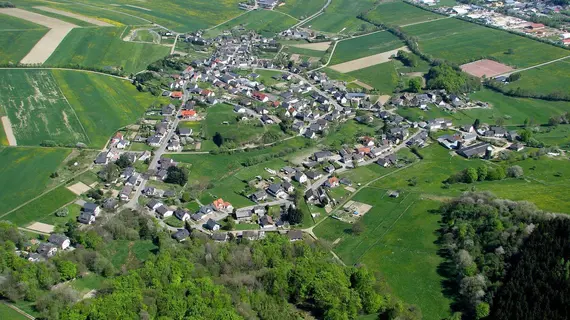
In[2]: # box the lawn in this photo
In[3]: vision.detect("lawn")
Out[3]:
[205,9,297,38]
[71,274,107,294]
[276,0,327,19]
[0,69,88,146]
[302,0,377,33]
[45,27,169,74]
[322,119,376,149]
[106,240,158,268]
[403,18,570,68]
[0,147,70,215]
[533,124,570,149]
[330,31,404,64]
[0,29,48,64]
[504,59,570,97]
[347,61,399,94]
[52,69,166,148]
[39,203,82,227]
[286,46,326,58]
[364,1,444,26]
[0,303,28,320]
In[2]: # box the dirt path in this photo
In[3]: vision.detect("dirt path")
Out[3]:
[0,8,77,64]
[2,302,35,320]
[329,46,409,73]
[1,116,17,146]
[34,6,113,26]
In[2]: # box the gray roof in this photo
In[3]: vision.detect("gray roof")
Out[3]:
[156,205,171,215]
[78,212,94,224]
[48,234,69,246]
[172,229,190,241]
[267,183,283,194]
[288,230,303,240]
[83,202,99,213]
[206,218,218,230]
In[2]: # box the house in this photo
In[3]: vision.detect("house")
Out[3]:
[168,141,182,152]
[174,209,191,221]
[267,183,287,198]
[78,212,95,225]
[181,109,197,119]
[314,151,333,162]
[235,209,254,221]
[178,127,193,137]
[156,205,173,218]
[170,91,183,99]
[361,136,375,147]
[234,105,246,113]
[293,171,308,183]
[304,130,316,139]
[458,143,491,158]
[48,234,70,250]
[27,253,42,262]
[206,218,220,231]
[324,176,340,188]
[324,165,335,173]
[94,152,109,165]
[162,104,176,116]
[172,229,190,242]
[120,185,133,201]
[259,215,275,228]
[282,181,294,193]
[261,114,274,124]
[305,171,322,180]
[213,198,233,212]
[83,202,101,216]
[37,243,57,258]
[288,230,303,242]
[251,190,268,202]
[253,91,269,102]
[509,143,524,151]
[147,199,163,210]
[103,198,119,210]
[211,232,229,242]
[120,167,135,180]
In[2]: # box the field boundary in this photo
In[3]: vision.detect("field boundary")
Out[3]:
[0,67,128,80]
[1,116,17,146]
[33,6,113,27]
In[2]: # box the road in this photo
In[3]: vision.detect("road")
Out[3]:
[288,0,331,29]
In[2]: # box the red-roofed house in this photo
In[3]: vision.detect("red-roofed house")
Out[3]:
[325,177,339,188]
[357,147,371,155]
[170,91,183,99]
[361,136,375,147]
[112,132,124,143]
[200,89,215,97]
[181,110,197,119]
[528,23,545,30]
[212,198,233,212]
[253,91,269,102]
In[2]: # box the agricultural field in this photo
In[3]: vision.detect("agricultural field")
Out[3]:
[346,61,399,94]
[0,69,88,146]
[302,0,377,33]
[533,124,570,149]
[0,147,70,216]
[504,59,570,97]
[24,7,96,27]
[403,18,570,68]
[286,46,325,58]
[0,14,45,29]
[330,31,404,64]
[314,190,452,319]
[45,27,169,74]
[204,9,297,38]
[0,29,48,64]
[276,0,327,19]
[364,1,444,26]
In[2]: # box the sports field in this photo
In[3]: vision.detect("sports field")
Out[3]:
[0,69,88,146]
[205,9,297,38]
[330,31,404,64]
[403,18,569,68]
[276,0,326,19]
[45,27,169,74]
[504,59,570,97]
[346,62,399,94]
[302,0,377,33]
[364,1,444,26]
[0,147,70,215]
[0,29,48,64]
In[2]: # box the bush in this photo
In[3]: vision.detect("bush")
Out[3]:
[507,165,524,178]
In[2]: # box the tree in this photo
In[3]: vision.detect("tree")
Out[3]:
[464,167,478,183]
[507,72,521,82]
[476,165,488,181]
[352,220,365,236]
[213,132,224,147]
[519,129,532,142]
[288,206,303,225]
[56,260,78,281]
[475,302,490,319]
[473,119,480,130]
[549,116,561,126]
[115,154,132,169]
[507,165,524,178]
[408,77,422,93]
[164,166,188,186]
[102,163,120,182]
[224,217,235,231]
[495,117,505,127]
[55,207,69,217]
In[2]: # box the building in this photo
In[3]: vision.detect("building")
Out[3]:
[293,171,308,183]
[213,198,233,212]
[206,218,220,231]
[83,203,101,216]
[288,230,303,242]
[37,243,58,258]
[259,215,275,229]
[156,205,174,218]
[174,209,191,221]
[172,229,190,242]
[78,212,95,225]
[457,143,491,158]
[48,234,70,250]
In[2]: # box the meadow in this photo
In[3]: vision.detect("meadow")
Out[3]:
[533,124,570,149]
[0,30,48,64]
[45,27,169,74]
[302,0,377,33]
[52,69,165,148]
[504,59,570,97]
[0,303,28,320]
[286,46,325,58]
[0,14,45,29]
[330,31,404,64]
[403,18,570,68]
[276,0,327,19]
[204,9,297,38]
[105,240,158,268]
[346,61,399,94]
[0,147,70,216]
[364,1,444,26]
[0,69,88,146]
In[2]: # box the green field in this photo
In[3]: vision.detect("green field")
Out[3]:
[0,147,70,215]
[504,59,570,97]
[0,303,28,320]
[0,29,48,64]
[302,0,377,33]
[365,1,444,26]
[25,7,97,27]
[533,125,570,149]
[106,240,158,268]
[347,61,399,94]
[132,29,158,43]
[0,69,88,146]
[330,31,404,64]
[276,0,326,19]
[205,9,297,38]
[286,46,325,58]
[0,14,45,29]
[403,18,570,68]
[314,190,452,319]
[45,27,169,74]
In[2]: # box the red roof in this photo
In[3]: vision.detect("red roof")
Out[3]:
[170,91,183,98]
[358,147,371,154]
[253,91,268,100]
[181,110,196,117]
[530,23,545,29]
[328,177,339,184]
[200,89,212,96]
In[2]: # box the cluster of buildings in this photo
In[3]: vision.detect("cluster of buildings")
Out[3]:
[22,233,71,262]
[388,91,489,113]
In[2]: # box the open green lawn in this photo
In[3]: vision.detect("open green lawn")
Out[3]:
[403,18,569,68]
[0,69,88,146]
[132,29,158,42]
[533,125,570,149]
[0,147,70,216]
[52,69,166,148]
[205,9,297,38]
[347,61,399,94]
[45,27,169,74]
[505,59,570,97]
[302,0,377,33]
[276,0,327,19]
[0,29,48,64]
[365,1,444,26]
[0,303,28,320]
[322,119,376,148]
[286,46,325,58]
[39,203,82,227]
[106,240,158,268]
[71,274,107,294]
[331,31,404,64]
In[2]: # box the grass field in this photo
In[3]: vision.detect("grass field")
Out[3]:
[25,7,96,27]
[347,61,399,94]
[533,125,570,149]
[0,303,28,320]
[52,69,165,148]
[276,0,326,19]
[0,69,88,146]
[205,9,297,38]
[45,27,169,74]
[504,59,570,97]
[0,29,48,64]
[403,18,570,68]
[0,14,45,29]
[330,31,404,64]
[0,147,70,215]
[286,46,326,58]
[314,190,452,319]
[365,1,444,26]
[302,0,377,33]
[106,240,158,268]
